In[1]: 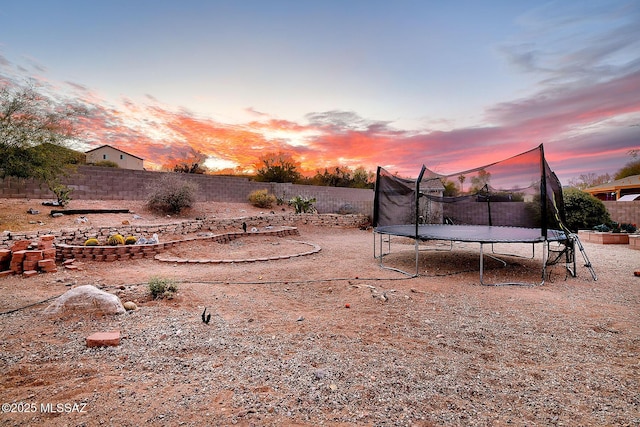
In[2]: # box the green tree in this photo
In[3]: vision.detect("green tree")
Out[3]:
[166,148,208,174]
[311,165,374,188]
[614,159,640,180]
[441,179,459,197]
[351,167,375,189]
[563,188,611,232]
[470,169,491,192]
[254,152,302,183]
[0,82,86,195]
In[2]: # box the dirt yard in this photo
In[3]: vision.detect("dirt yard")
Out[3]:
[0,199,638,426]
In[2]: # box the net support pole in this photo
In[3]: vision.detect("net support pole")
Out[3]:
[414,166,427,276]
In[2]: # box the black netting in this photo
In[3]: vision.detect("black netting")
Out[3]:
[374,144,568,236]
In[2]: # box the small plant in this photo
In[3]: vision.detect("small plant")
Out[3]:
[48,182,72,207]
[107,234,125,246]
[276,192,287,206]
[146,173,198,214]
[248,189,277,208]
[124,236,137,245]
[148,276,178,299]
[594,222,637,233]
[84,238,99,246]
[289,195,317,214]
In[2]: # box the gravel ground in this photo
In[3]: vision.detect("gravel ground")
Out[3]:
[0,201,638,427]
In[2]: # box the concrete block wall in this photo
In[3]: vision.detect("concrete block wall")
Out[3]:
[0,166,374,216]
[603,201,640,226]
[442,201,533,227]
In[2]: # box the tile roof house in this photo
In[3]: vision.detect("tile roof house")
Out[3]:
[583,174,640,201]
[85,145,144,170]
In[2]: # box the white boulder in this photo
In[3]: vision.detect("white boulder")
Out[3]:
[44,285,125,316]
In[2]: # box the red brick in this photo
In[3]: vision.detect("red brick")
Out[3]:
[86,331,120,347]
[24,250,43,261]
[42,248,57,260]
[38,241,54,250]
[22,261,38,271]
[62,258,76,265]
[22,270,38,277]
[38,259,55,269]
[0,249,11,262]
[65,264,79,270]
[39,235,55,241]
[0,270,14,278]
[10,240,31,252]
[10,250,26,261]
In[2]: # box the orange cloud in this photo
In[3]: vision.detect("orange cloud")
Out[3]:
[53,68,639,183]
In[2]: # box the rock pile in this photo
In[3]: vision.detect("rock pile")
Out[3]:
[0,235,58,277]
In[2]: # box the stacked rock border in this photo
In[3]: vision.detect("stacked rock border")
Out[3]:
[55,226,318,263]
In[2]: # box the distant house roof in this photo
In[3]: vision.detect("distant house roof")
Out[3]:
[85,144,144,161]
[584,174,640,199]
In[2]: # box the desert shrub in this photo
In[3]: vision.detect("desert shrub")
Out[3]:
[84,238,99,246]
[289,195,317,214]
[146,173,198,214]
[248,189,277,208]
[107,234,125,246]
[148,276,178,299]
[563,188,611,232]
[49,183,72,207]
[124,236,137,245]
[93,160,120,168]
[593,222,637,233]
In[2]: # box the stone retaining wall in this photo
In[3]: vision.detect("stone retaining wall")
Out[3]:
[0,213,369,250]
[56,227,301,263]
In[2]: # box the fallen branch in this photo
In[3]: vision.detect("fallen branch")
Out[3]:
[50,209,130,216]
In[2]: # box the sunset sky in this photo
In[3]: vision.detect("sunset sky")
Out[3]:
[1,0,639,184]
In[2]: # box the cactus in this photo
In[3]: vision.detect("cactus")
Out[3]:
[84,238,99,246]
[107,234,125,246]
[124,236,137,245]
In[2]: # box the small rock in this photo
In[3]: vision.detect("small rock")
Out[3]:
[297,316,304,322]
[51,213,63,218]
[27,208,40,215]
[123,301,138,311]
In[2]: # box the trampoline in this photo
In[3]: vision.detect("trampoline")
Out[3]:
[373,145,596,285]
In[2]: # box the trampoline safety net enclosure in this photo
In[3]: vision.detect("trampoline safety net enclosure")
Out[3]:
[373,144,596,284]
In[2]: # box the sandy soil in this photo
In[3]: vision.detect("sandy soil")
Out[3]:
[0,199,638,426]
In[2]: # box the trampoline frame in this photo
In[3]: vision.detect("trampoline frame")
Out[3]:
[373,224,575,285]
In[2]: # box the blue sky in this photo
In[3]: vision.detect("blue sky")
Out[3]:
[1,0,639,183]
